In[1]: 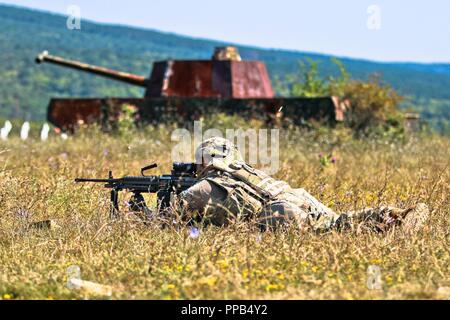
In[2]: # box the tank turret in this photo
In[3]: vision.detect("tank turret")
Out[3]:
[36,47,274,99]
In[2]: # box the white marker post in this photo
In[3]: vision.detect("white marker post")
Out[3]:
[41,123,50,141]
[1,121,12,141]
[20,122,30,141]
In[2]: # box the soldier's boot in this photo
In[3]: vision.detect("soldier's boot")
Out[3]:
[334,203,429,233]
[334,207,392,232]
[388,203,430,233]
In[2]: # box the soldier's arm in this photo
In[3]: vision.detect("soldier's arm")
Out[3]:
[175,179,227,219]
[179,180,215,212]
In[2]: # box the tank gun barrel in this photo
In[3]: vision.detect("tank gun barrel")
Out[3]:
[35,51,149,87]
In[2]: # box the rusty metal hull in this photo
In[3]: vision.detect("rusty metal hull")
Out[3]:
[47,97,345,131]
[47,98,143,130]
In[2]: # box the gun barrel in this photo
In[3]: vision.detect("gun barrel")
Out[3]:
[75,178,115,183]
[35,51,149,87]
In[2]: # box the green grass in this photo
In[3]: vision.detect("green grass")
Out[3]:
[0,125,448,300]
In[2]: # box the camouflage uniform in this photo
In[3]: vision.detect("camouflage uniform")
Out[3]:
[177,137,429,233]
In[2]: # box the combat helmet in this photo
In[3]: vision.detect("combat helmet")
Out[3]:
[195,137,243,172]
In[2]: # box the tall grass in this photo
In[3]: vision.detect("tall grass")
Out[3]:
[0,122,448,299]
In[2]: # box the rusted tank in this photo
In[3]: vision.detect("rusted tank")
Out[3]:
[36,46,345,130]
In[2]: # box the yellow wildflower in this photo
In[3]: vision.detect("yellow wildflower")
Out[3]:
[217,259,229,269]
[370,259,382,264]
[267,267,277,274]
[265,284,278,291]
[265,284,285,291]
[198,276,217,287]
[162,266,173,273]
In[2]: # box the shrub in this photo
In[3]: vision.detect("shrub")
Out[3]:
[338,77,404,135]
[280,59,405,136]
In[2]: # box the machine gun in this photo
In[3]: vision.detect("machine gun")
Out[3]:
[75,162,198,219]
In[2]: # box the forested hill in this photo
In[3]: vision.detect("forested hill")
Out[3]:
[0,4,449,130]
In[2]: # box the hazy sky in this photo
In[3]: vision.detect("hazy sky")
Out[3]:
[1,0,449,63]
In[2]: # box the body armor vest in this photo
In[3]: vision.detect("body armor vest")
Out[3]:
[200,160,336,226]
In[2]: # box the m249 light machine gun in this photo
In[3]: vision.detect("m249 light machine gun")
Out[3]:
[75,163,198,219]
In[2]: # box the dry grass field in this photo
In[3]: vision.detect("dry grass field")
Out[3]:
[0,120,448,300]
